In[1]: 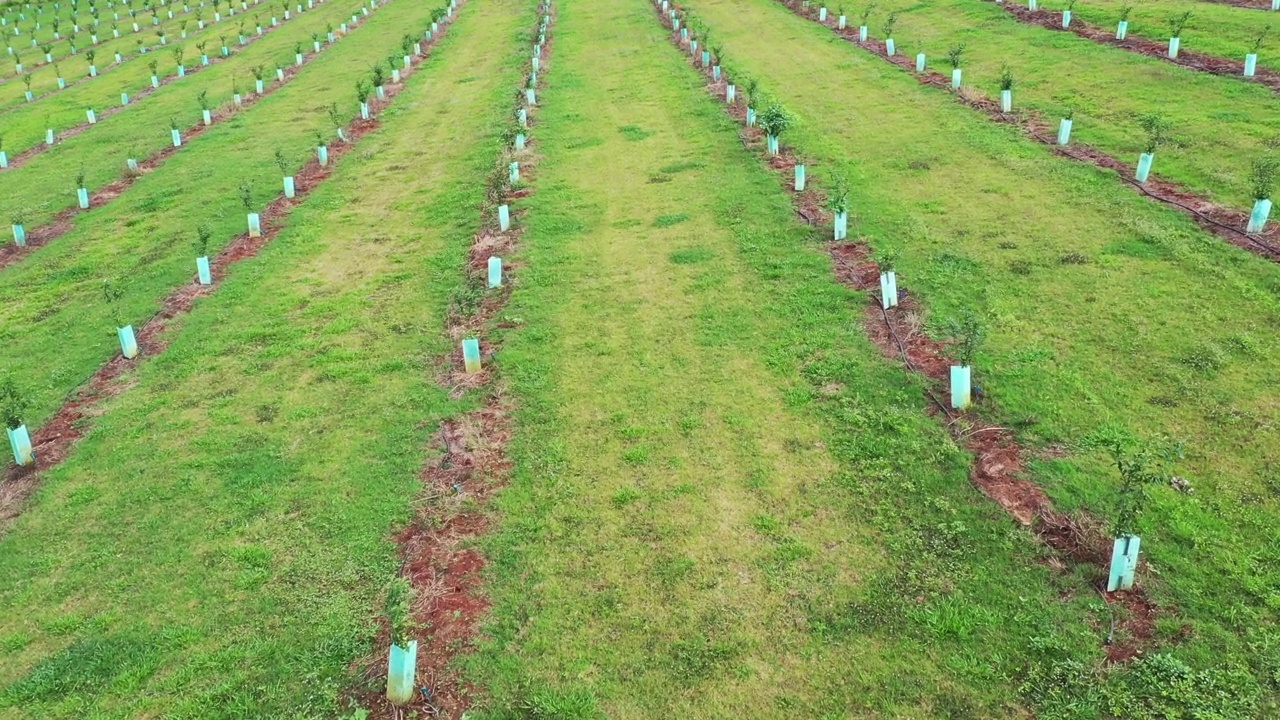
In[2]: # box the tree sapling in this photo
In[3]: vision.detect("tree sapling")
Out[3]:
[947,42,965,88]
[1167,10,1190,58]
[1135,113,1169,182]
[1248,155,1277,233]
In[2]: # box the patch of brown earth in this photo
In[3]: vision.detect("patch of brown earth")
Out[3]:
[0,4,453,534]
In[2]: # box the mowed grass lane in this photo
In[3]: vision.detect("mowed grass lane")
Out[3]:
[0,0,365,219]
[0,0,530,715]
[0,0,437,435]
[683,0,1280,709]
[460,1,1122,717]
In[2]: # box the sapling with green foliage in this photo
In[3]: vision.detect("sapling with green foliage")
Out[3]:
[756,100,793,156]
[1245,27,1268,77]
[998,63,1013,112]
[1167,11,1190,58]
[1087,430,1183,591]
[1057,106,1074,145]
[275,148,296,198]
[240,181,262,236]
[828,171,850,240]
[0,376,28,431]
[101,278,137,361]
[1247,156,1277,232]
[881,11,896,54]
[876,245,900,308]
[744,76,759,125]
[74,166,88,207]
[857,1,875,41]
[314,129,328,165]
[1135,113,1169,182]
[328,102,347,141]
[946,309,984,409]
[947,42,965,88]
[9,207,26,245]
[194,223,212,284]
[371,62,385,99]
[384,576,417,706]
[0,375,34,465]
[148,57,158,86]
[1062,0,1075,28]
[356,78,370,118]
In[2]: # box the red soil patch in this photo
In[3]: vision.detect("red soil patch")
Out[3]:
[664,0,1166,660]
[0,0,388,271]
[0,4,454,533]
[351,6,554,719]
[358,403,512,718]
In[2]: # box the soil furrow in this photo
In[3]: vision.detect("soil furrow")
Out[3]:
[359,6,555,718]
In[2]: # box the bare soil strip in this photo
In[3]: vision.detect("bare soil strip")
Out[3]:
[350,5,555,719]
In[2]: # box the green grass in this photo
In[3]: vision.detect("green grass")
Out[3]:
[0,0,248,109]
[1059,0,1279,65]
[678,0,1280,712]
[451,0,1234,717]
[0,0,366,223]
[0,0,439,434]
[792,0,1280,208]
[0,0,530,714]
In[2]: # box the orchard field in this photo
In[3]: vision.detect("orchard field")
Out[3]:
[0,0,1278,716]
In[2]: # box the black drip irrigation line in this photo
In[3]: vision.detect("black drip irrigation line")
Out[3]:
[826,248,956,421]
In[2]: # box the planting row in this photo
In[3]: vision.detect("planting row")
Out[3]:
[373,3,553,716]
[775,0,1280,209]
[446,0,1149,715]
[0,0,457,451]
[779,1,1280,247]
[675,0,1280,711]
[3,0,249,96]
[0,0,368,231]
[0,0,339,160]
[1049,0,1280,63]
[0,0,539,713]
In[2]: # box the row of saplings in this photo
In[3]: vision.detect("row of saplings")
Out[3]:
[786,2,1279,234]
[667,0,1188,601]
[5,26,431,242]
[1,0,462,459]
[5,0,292,74]
[4,0,371,155]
